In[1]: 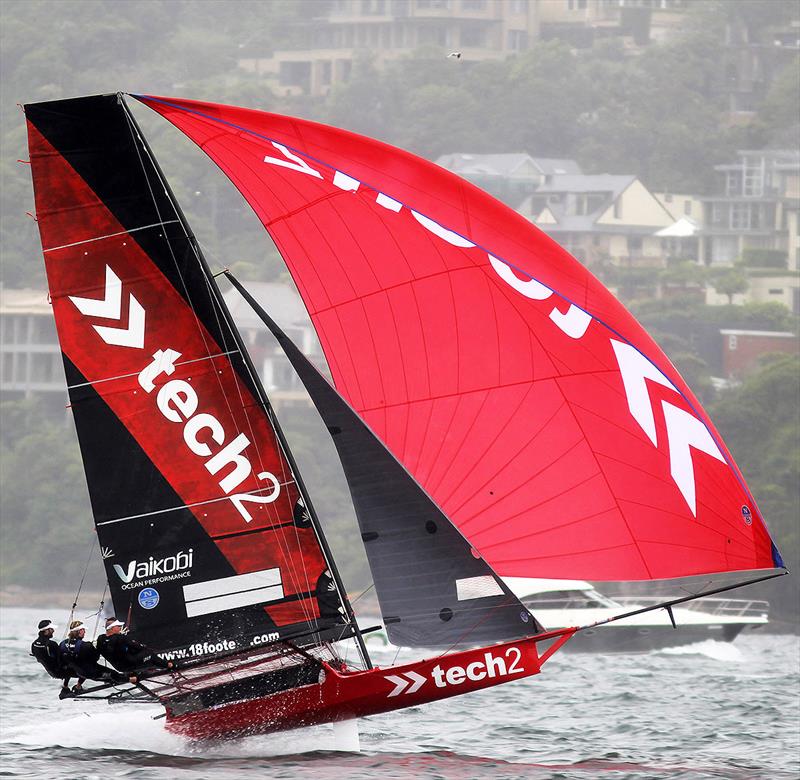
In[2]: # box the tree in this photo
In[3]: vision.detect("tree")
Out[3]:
[710,355,800,625]
[711,267,749,304]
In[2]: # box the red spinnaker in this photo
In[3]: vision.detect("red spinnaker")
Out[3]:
[138,95,782,582]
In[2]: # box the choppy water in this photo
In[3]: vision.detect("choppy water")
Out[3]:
[1,607,798,779]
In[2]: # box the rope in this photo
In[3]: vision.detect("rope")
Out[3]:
[349,583,374,606]
[91,583,108,640]
[65,533,98,636]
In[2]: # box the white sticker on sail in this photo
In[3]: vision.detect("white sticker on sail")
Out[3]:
[661,401,725,516]
[376,192,402,212]
[456,576,504,600]
[183,568,284,617]
[263,142,323,178]
[611,339,677,446]
[488,255,552,300]
[411,210,475,247]
[333,171,360,191]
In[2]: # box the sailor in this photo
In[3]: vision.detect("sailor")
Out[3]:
[96,617,174,681]
[59,619,127,692]
[30,619,73,699]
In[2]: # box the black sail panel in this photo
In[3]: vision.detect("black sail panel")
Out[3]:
[25,95,347,658]
[226,274,543,648]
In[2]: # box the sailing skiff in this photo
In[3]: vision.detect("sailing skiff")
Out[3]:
[23,94,785,740]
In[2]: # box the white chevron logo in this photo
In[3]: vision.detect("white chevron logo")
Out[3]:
[385,670,426,697]
[611,340,725,516]
[68,265,145,349]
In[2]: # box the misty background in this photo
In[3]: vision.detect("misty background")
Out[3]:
[1,0,798,625]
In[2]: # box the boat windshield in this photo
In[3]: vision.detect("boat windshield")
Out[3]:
[521,589,619,610]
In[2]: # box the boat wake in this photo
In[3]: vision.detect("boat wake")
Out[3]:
[4,707,345,758]
[657,640,743,661]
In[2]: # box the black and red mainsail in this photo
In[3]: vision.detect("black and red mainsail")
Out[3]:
[25,95,349,655]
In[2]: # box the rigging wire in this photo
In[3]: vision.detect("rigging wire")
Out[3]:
[65,533,98,636]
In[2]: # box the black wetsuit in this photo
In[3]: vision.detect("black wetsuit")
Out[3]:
[97,633,170,673]
[31,633,66,680]
[59,637,126,684]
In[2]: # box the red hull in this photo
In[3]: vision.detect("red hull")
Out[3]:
[165,630,573,740]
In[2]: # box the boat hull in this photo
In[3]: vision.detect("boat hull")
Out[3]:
[562,622,760,653]
[164,630,573,740]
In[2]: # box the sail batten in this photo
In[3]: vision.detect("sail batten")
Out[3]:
[140,94,783,583]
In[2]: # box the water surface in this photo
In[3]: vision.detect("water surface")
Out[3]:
[2,607,797,779]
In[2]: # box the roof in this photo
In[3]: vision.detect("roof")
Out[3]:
[655,216,699,237]
[222,282,310,331]
[533,174,635,195]
[524,174,639,232]
[720,330,797,338]
[435,153,582,179]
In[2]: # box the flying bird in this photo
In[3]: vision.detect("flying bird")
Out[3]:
[447,51,462,59]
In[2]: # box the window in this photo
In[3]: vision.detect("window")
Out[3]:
[509,0,527,13]
[628,236,643,255]
[30,353,56,383]
[684,199,692,216]
[279,61,311,89]
[728,335,737,351]
[768,288,784,295]
[507,29,528,50]
[1,315,18,344]
[613,198,622,219]
[725,171,742,196]
[461,26,485,47]
[0,353,13,382]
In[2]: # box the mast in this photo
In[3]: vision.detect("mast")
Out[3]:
[119,95,372,670]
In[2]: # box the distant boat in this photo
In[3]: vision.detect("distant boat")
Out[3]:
[364,578,769,654]
[24,93,785,741]
[506,579,769,652]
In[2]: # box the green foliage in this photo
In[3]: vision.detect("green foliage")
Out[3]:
[0,398,104,591]
[710,267,749,303]
[741,248,789,269]
[710,355,800,623]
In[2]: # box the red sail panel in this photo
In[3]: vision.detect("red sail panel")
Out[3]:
[138,95,782,581]
[25,98,337,650]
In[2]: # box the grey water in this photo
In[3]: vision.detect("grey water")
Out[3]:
[1,607,797,780]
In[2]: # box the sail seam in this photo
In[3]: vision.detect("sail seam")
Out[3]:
[66,350,240,389]
[43,220,181,252]
[95,479,296,526]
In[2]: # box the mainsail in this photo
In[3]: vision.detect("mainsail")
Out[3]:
[138,95,783,586]
[25,95,351,656]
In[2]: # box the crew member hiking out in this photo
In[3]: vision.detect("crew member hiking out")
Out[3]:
[59,619,127,693]
[97,617,174,682]
[30,619,73,699]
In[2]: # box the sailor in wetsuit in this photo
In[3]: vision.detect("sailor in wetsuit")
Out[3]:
[30,619,74,699]
[96,618,174,682]
[59,619,127,693]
